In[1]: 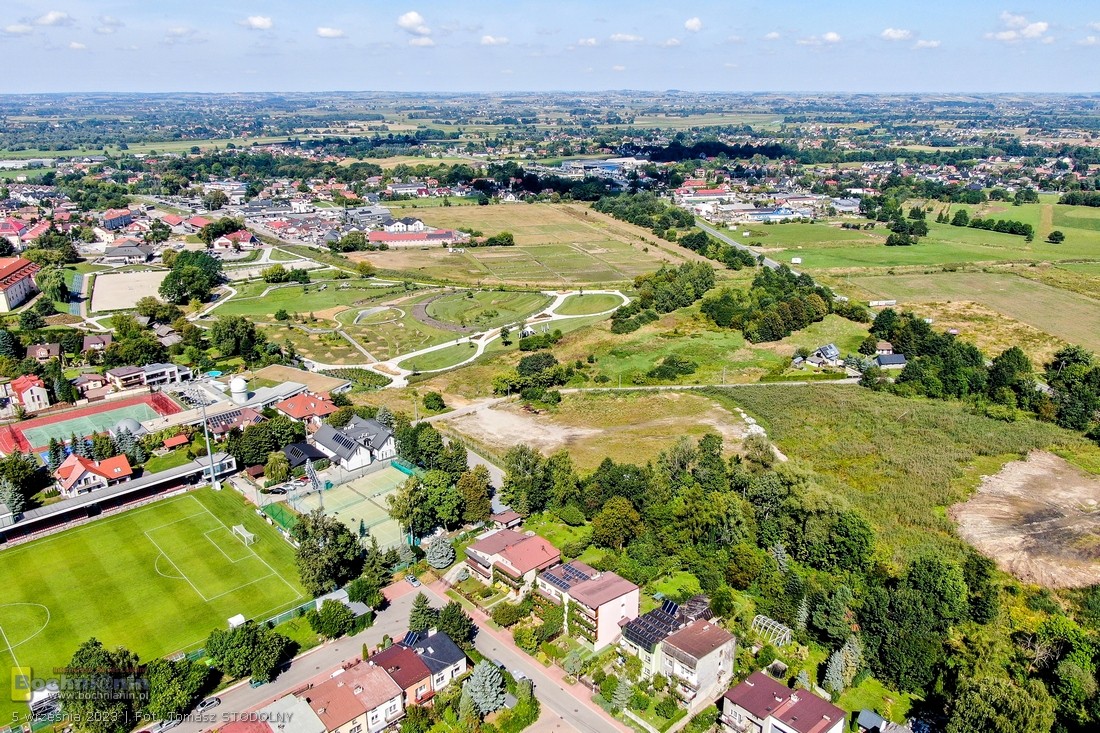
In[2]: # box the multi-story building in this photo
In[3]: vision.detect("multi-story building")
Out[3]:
[369,644,433,707]
[300,660,404,733]
[720,672,844,733]
[398,629,468,693]
[536,561,639,650]
[660,620,736,705]
[619,596,715,679]
[464,528,560,595]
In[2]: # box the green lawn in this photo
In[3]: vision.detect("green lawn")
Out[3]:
[426,290,552,329]
[650,571,702,600]
[522,513,590,551]
[142,449,192,474]
[215,281,398,319]
[399,341,478,372]
[555,293,623,316]
[0,489,305,722]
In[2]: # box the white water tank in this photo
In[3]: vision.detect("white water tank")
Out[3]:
[230,376,248,405]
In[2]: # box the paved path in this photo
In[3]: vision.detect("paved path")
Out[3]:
[560,379,860,393]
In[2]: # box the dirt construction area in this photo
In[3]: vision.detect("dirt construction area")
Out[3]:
[90,270,167,311]
[444,391,747,470]
[951,451,1100,588]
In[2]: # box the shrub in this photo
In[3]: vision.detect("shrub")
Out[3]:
[274,309,289,321]
[422,391,446,411]
[491,600,531,627]
[555,504,586,526]
[629,690,651,711]
[654,695,679,719]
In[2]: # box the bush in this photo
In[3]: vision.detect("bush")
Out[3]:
[491,601,531,627]
[422,391,446,411]
[654,695,680,719]
[274,309,289,321]
[629,690,651,711]
[555,504,586,526]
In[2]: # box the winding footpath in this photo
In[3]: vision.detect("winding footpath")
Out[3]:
[302,290,629,388]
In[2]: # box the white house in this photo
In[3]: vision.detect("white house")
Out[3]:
[383,217,426,233]
[536,562,640,650]
[311,416,395,470]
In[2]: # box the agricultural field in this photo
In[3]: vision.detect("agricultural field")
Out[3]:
[0,489,304,721]
[442,391,748,470]
[709,385,1100,563]
[847,271,1100,352]
[350,203,699,286]
[425,290,552,329]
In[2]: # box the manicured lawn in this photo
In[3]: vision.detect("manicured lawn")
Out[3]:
[0,489,305,722]
[142,448,192,474]
[215,281,398,318]
[522,513,590,551]
[838,677,915,723]
[555,293,623,316]
[650,571,702,599]
[426,290,552,328]
[272,617,322,654]
[399,341,478,372]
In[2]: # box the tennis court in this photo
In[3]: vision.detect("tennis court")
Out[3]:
[21,403,160,448]
[293,465,409,549]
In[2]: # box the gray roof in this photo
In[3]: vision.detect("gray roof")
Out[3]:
[104,245,152,258]
[857,710,887,730]
[313,416,393,460]
[876,354,907,366]
[817,343,841,360]
[400,630,465,674]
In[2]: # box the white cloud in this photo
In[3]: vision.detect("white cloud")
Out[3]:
[408,36,434,46]
[987,12,1050,42]
[684,17,703,33]
[316,27,345,39]
[95,16,123,34]
[881,28,912,41]
[1089,22,1100,32]
[612,64,626,71]
[241,16,273,31]
[1079,35,1100,46]
[2,24,33,36]
[35,11,72,27]
[397,10,431,36]
[164,26,202,44]
[480,35,508,45]
[68,41,85,50]
[660,38,681,47]
[610,33,643,43]
[797,32,842,47]
[822,31,842,43]
[763,31,781,41]
[913,39,941,49]
[577,37,598,46]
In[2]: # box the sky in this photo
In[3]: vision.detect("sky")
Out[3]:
[1,1,1099,94]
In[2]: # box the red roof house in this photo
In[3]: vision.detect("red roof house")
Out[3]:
[54,454,133,497]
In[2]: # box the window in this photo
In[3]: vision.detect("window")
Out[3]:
[350,725,362,733]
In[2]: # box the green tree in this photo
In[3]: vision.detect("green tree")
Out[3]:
[264,451,290,484]
[591,496,643,550]
[307,599,356,639]
[19,309,46,330]
[945,677,1055,733]
[205,622,290,683]
[36,266,69,302]
[437,600,475,648]
[387,475,436,538]
[1047,230,1065,243]
[423,391,446,411]
[143,657,210,720]
[59,639,141,733]
[147,219,171,245]
[501,444,547,515]
[467,661,506,714]
[409,592,439,632]
[291,509,364,596]
[0,477,25,515]
[457,465,493,524]
[426,536,455,569]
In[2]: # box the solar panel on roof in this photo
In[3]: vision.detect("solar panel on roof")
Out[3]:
[402,631,419,647]
[543,573,571,591]
[661,600,680,617]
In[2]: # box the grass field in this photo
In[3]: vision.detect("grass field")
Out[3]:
[707,386,1100,563]
[352,203,697,286]
[400,342,478,372]
[426,290,552,328]
[214,281,399,319]
[849,271,1100,352]
[0,489,304,721]
[294,466,408,548]
[554,293,623,316]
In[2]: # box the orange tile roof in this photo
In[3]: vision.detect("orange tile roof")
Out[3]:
[54,453,133,492]
[276,393,339,420]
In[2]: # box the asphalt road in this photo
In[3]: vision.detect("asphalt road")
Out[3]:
[172,583,597,733]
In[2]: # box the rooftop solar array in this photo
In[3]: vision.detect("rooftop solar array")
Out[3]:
[622,608,680,653]
[541,562,594,592]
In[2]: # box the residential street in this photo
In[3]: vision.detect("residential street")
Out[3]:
[173,578,622,733]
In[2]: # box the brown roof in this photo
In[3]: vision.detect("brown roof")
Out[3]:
[491,510,523,524]
[369,645,431,690]
[724,672,844,733]
[568,571,639,609]
[498,535,560,575]
[663,619,735,660]
[218,722,272,733]
[468,529,525,557]
[302,662,402,728]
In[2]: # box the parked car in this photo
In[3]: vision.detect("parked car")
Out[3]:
[194,697,220,713]
[405,574,421,587]
[146,720,181,733]
[268,487,287,495]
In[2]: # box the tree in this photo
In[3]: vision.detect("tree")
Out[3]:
[458,465,493,524]
[591,496,643,550]
[46,437,64,471]
[823,649,845,693]
[423,391,446,411]
[409,592,439,632]
[265,451,290,484]
[611,675,631,711]
[36,266,69,302]
[375,405,394,429]
[387,475,436,538]
[307,599,356,639]
[291,509,364,596]
[426,536,456,569]
[945,677,1055,733]
[209,315,266,362]
[501,444,548,514]
[19,309,45,330]
[59,639,141,733]
[1048,230,1065,244]
[143,657,210,720]
[0,477,25,515]
[203,190,229,211]
[205,622,290,683]
[147,219,171,245]
[466,661,506,715]
[437,600,475,647]
[951,209,970,227]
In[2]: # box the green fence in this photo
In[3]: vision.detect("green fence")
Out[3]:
[392,458,419,476]
[262,502,300,531]
[265,598,317,628]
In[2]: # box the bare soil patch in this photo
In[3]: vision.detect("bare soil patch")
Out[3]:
[951,451,1100,588]
[90,270,167,311]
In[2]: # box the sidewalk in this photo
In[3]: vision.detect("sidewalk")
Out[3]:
[428,579,632,733]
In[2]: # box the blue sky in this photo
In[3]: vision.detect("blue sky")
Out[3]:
[1,1,1099,93]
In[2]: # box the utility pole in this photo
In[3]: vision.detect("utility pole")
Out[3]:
[199,398,219,490]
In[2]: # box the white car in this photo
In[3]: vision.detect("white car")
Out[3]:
[194,697,221,713]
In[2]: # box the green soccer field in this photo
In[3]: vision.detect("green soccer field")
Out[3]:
[0,489,305,722]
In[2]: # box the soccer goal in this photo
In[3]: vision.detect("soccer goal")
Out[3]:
[232,525,256,546]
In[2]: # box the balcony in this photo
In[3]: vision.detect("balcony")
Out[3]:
[718,713,752,733]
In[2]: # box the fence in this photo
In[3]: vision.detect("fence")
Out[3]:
[392,458,419,476]
[264,598,319,628]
